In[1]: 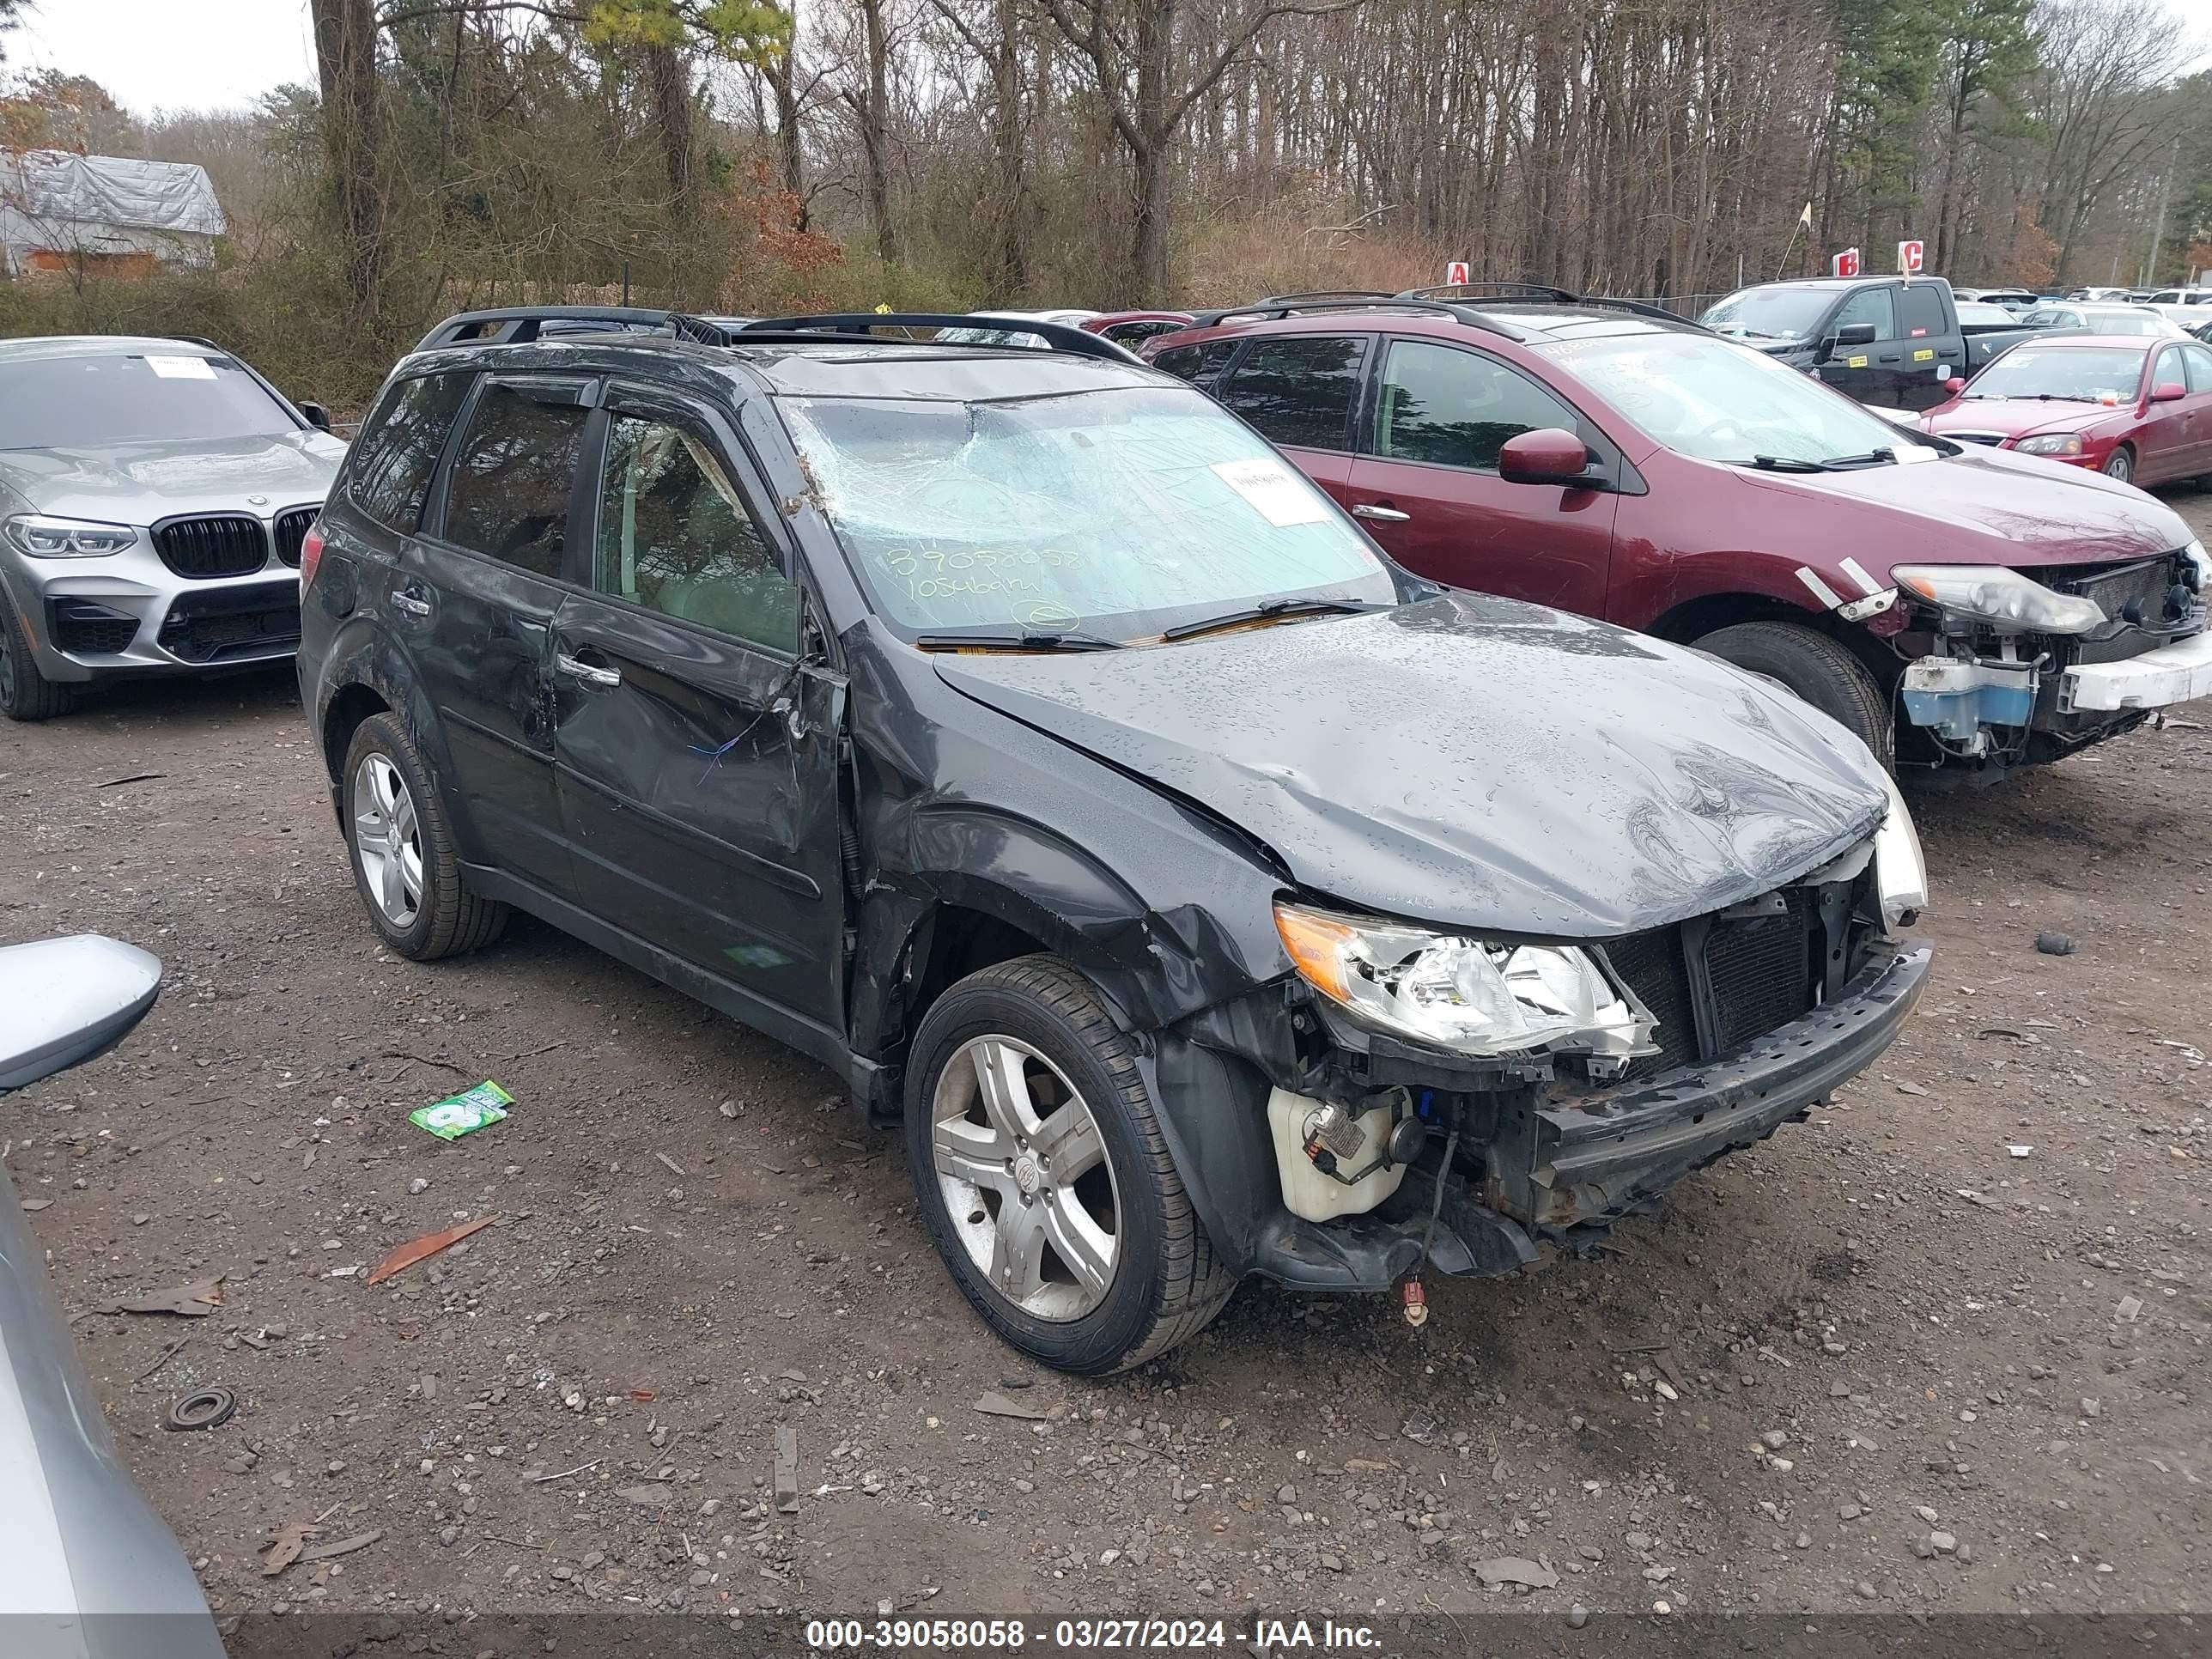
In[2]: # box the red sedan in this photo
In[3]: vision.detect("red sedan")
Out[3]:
[1920,334,2212,487]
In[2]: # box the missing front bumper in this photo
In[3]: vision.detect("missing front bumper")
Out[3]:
[1510,942,1930,1236]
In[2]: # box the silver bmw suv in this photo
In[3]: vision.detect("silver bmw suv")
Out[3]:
[0,335,346,720]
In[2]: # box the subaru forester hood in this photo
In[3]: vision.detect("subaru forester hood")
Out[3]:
[934,592,1888,938]
[0,432,345,522]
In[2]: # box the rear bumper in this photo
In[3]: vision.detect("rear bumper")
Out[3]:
[2059,629,2212,713]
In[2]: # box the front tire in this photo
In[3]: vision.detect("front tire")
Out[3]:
[2102,446,2134,483]
[904,956,1236,1374]
[1696,619,1895,771]
[341,712,508,959]
[0,590,76,722]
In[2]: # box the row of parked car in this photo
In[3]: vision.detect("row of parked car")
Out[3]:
[2,288,2208,1377]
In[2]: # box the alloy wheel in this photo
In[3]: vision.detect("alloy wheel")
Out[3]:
[2104,450,2132,483]
[930,1035,1121,1321]
[352,752,425,927]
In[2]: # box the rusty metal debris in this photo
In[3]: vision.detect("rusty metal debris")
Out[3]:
[260,1520,319,1577]
[365,1215,495,1285]
[112,1277,222,1316]
[1475,1556,1559,1589]
[972,1390,1046,1420]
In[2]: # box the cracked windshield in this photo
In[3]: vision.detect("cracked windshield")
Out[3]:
[776,386,1395,639]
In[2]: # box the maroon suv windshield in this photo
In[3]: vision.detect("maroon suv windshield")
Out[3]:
[1548,334,1934,467]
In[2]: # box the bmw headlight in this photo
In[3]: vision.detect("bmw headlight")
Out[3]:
[1873,773,1927,931]
[3,514,138,558]
[1891,564,2104,634]
[2012,433,2084,458]
[1273,900,1656,1062]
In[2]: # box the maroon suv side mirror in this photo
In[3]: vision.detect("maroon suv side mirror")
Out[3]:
[1945,376,1966,394]
[1498,427,1595,486]
[2150,381,2187,403]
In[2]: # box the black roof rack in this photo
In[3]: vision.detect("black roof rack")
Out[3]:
[1396,284,1712,331]
[415,307,732,351]
[735,312,1139,363]
[1187,294,1524,340]
[1398,282,1579,303]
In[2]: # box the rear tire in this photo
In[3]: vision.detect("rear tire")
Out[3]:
[341,712,508,959]
[2102,446,2134,483]
[904,955,1236,1374]
[0,590,77,722]
[1696,619,1895,771]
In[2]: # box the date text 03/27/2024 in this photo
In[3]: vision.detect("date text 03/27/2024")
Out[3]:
[802,1617,1381,1650]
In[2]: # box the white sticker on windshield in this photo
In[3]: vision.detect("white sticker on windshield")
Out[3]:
[144,355,216,380]
[1210,457,1329,527]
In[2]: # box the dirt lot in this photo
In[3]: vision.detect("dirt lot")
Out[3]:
[3,494,2209,1634]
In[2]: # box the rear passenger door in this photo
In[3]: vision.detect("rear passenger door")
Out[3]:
[1207,334,1370,505]
[1341,337,1619,617]
[549,387,847,1032]
[410,373,596,892]
[1891,283,1953,409]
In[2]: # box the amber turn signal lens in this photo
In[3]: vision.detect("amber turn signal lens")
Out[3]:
[1273,903,1358,1004]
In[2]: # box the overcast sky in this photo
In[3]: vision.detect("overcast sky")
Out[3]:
[8,0,317,115]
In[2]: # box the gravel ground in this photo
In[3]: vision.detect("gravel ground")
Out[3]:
[3,491,2208,1630]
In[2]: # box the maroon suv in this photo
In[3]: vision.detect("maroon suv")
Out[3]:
[1145,293,2210,782]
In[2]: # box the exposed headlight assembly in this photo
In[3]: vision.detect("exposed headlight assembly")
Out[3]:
[1273,901,1656,1066]
[2183,537,2209,594]
[1873,773,1928,930]
[3,514,138,558]
[1891,564,2104,634]
[2011,432,2084,458]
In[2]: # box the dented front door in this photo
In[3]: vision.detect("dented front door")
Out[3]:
[548,391,845,1028]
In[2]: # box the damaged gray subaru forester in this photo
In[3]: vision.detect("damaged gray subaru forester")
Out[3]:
[301,309,1932,1374]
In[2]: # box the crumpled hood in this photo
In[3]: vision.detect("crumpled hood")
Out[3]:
[0,432,344,522]
[933,592,1889,938]
[1740,444,2192,568]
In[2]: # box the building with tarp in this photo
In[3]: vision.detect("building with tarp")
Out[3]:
[0,149,227,277]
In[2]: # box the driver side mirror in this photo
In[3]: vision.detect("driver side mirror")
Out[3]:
[1820,321,1880,362]
[299,401,333,432]
[1944,376,1966,394]
[2150,381,2186,404]
[1498,428,1599,487]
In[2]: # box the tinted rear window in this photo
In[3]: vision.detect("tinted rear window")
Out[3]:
[345,371,472,532]
[1213,336,1366,451]
[440,383,591,577]
[0,351,297,450]
[1152,338,1238,385]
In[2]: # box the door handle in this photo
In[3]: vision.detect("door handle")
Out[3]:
[1877,354,1903,363]
[392,586,432,617]
[1351,503,1411,523]
[555,651,622,689]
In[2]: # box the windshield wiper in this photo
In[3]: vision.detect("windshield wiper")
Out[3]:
[1815,447,1899,469]
[915,629,1125,653]
[1750,453,1832,472]
[1160,596,1389,642]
